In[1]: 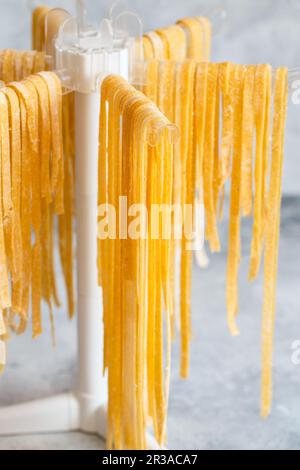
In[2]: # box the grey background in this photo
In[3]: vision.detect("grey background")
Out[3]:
[0,0,299,451]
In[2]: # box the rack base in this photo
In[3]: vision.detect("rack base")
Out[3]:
[0,393,161,449]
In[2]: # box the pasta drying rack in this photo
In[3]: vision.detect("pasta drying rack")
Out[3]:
[0,0,229,449]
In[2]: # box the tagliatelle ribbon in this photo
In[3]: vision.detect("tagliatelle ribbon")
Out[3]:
[177,17,204,60]
[0,49,47,84]
[1,88,23,316]
[261,67,288,418]
[157,61,176,334]
[177,60,196,378]
[226,64,245,336]
[241,65,256,216]
[144,32,166,59]
[38,72,64,212]
[99,75,177,450]
[197,17,212,61]
[156,25,187,61]
[249,65,272,281]
[2,50,16,83]
[142,36,154,60]
[32,6,50,51]
[203,63,220,252]
[219,62,235,186]
[22,80,42,339]
[0,92,12,312]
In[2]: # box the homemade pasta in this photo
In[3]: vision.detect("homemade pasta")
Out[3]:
[0,6,289,452]
[0,72,64,344]
[99,75,178,449]
[143,16,212,61]
[130,59,288,434]
[0,49,47,82]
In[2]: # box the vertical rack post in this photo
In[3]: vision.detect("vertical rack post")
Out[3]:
[75,90,107,434]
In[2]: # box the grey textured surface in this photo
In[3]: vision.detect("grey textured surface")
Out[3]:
[0,197,299,450]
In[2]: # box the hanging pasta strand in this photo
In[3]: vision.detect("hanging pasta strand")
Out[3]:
[9,80,42,337]
[134,107,150,448]
[160,132,174,443]
[0,65,65,373]
[203,63,220,252]
[102,80,116,448]
[100,77,133,379]
[25,80,43,338]
[149,120,177,448]
[0,50,47,84]
[153,140,164,445]
[142,36,154,60]
[26,74,56,336]
[27,74,60,317]
[38,71,64,210]
[197,17,212,61]
[13,51,23,81]
[0,94,11,312]
[107,80,135,449]
[32,6,50,51]
[52,73,64,214]
[249,65,272,281]
[0,93,9,369]
[60,94,75,318]
[193,62,210,267]
[178,60,196,378]
[17,97,31,331]
[143,32,165,59]
[146,143,157,438]
[226,64,245,336]
[241,65,255,216]
[177,17,204,60]
[144,16,211,61]
[141,59,158,104]
[219,62,234,187]
[22,52,36,80]
[113,85,142,449]
[157,61,176,327]
[1,88,23,315]
[2,50,16,83]
[121,94,152,450]
[213,66,220,212]
[0,92,13,273]
[98,78,109,370]
[38,73,68,315]
[194,62,208,193]
[99,75,177,450]
[261,67,288,417]
[0,72,64,339]
[156,25,187,61]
